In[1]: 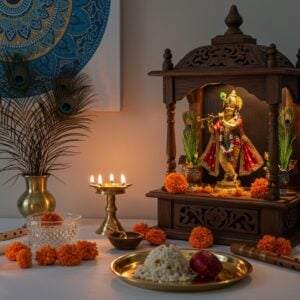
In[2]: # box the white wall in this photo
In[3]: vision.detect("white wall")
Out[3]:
[1,0,300,219]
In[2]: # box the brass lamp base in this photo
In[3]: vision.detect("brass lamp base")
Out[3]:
[96,193,125,235]
[89,183,132,235]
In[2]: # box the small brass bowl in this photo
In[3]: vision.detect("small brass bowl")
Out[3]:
[107,231,143,250]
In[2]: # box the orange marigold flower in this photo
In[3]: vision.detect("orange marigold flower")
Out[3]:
[35,245,57,265]
[250,178,269,199]
[164,173,188,193]
[4,242,29,261]
[256,235,276,252]
[145,228,166,246]
[76,240,99,260]
[16,248,32,269]
[194,186,203,193]
[57,244,82,266]
[132,222,149,238]
[275,237,292,256]
[233,187,245,197]
[189,226,214,248]
[41,212,64,226]
[202,184,213,194]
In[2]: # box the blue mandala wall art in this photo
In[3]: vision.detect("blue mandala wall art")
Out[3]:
[0,0,111,96]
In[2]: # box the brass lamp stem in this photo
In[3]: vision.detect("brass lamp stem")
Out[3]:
[96,193,125,235]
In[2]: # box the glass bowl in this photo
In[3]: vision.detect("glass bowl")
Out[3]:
[26,212,81,250]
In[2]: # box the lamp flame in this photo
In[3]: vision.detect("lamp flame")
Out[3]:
[109,173,114,183]
[90,175,95,184]
[121,174,126,185]
[97,174,102,185]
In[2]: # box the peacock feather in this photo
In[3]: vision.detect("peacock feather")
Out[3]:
[278,89,297,171]
[0,72,94,183]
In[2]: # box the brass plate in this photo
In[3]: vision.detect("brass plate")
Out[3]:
[111,248,252,292]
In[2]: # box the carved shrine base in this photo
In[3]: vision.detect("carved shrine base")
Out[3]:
[146,189,300,246]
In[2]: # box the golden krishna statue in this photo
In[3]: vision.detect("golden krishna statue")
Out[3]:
[200,90,264,188]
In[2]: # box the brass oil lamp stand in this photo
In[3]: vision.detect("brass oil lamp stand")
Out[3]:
[89,180,132,235]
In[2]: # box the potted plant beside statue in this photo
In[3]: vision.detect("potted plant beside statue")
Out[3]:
[181,111,201,187]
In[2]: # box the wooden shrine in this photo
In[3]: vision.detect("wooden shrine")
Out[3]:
[146,5,300,245]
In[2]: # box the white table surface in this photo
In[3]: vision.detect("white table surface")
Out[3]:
[0,218,299,300]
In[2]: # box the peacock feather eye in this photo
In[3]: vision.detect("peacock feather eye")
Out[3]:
[59,102,73,115]
[14,75,25,86]
[279,106,295,129]
[58,83,68,92]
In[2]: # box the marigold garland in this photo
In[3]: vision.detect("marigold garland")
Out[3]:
[35,245,57,265]
[202,184,213,194]
[132,222,149,239]
[256,235,292,255]
[250,178,269,199]
[164,173,188,193]
[41,212,64,226]
[76,240,99,260]
[4,242,29,261]
[189,226,214,248]
[16,248,32,269]
[57,244,82,266]
[232,187,245,197]
[145,228,166,246]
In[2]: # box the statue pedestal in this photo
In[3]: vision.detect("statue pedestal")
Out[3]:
[146,189,300,246]
[214,180,241,192]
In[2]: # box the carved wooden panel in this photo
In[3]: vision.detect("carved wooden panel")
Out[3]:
[283,203,300,232]
[175,204,259,234]
[175,45,293,70]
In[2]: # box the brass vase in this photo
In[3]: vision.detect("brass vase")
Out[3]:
[182,164,202,187]
[17,175,56,217]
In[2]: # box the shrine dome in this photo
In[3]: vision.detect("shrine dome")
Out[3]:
[175,5,294,70]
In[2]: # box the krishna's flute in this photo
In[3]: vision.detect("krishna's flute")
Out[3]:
[230,243,300,271]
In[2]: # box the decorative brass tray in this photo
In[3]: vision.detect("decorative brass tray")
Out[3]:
[111,248,252,292]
